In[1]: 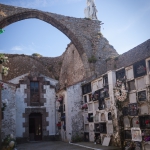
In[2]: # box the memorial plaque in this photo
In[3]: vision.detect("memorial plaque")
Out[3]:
[138,91,146,101]
[122,107,129,116]
[133,60,147,78]
[131,128,142,141]
[128,103,138,116]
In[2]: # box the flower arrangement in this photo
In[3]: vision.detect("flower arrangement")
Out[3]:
[114,80,127,102]
[2,66,9,76]
[81,104,88,110]
[145,120,150,124]
[2,134,17,150]
[144,136,150,142]
[0,54,9,64]
[136,121,139,124]
[1,99,8,111]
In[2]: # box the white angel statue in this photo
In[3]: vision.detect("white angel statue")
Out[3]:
[84,0,98,20]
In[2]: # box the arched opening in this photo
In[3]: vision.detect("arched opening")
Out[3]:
[0,10,90,75]
[0,8,92,83]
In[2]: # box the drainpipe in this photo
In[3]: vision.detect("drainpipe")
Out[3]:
[0,63,2,149]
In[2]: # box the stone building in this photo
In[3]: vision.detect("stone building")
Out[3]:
[0,3,150,150]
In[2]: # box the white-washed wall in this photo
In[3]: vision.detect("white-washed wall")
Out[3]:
[9,74,58,138]
[66,82,83,141]
[44,84,56,135]
[1,83,16,139]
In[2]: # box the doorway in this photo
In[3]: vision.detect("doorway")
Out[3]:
[29,113,42,141]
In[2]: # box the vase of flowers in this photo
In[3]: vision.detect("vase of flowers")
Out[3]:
[2,134,17,150]
[145,120,150,128]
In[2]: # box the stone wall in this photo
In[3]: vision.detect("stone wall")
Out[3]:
[59,43,85,89]
[3,54,63,82]
[1,83,16,139]
[106,39,150,71]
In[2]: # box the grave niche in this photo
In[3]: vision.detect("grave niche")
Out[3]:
[140,104,149,115]
[138,91,146,102]
[128,103,138,116]
[133,60,147,78]
[99,123,107,133]
[94,112,99,122]
[134,142,142,150]
[124,130,132,140]
[84,132,89,142]
[139,115,150,129]
[108,112,112,120]
[122,107,128,116]
[94,123,100,132]
[101,113,106,122]
[132,117,140,128]
[124,116,130,128]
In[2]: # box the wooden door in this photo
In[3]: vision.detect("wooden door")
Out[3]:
[29,113,42,141]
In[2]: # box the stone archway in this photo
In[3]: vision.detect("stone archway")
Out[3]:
[0,3,102,77]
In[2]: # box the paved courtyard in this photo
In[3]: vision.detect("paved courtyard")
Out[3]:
[17,141,120,150]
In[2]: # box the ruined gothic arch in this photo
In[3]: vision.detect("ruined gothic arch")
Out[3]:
[0,4,101,77]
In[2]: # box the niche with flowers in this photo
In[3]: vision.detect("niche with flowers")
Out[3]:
[139,115,150,129]
[132,117,140,128]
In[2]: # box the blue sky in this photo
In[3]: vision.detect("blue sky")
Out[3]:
[0,0,150,57]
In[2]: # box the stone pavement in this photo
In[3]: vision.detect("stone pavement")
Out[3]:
[17,141,121,150]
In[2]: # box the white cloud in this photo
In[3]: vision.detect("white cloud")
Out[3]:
[11,46,23,51]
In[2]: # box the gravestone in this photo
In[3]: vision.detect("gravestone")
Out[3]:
[107,124,113,134]
[102,137,110,146]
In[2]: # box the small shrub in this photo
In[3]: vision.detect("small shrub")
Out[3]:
[71,134,83,143]
[32,53,42,57]
[88,55,97,63]
[84,17,92,20]
[114,56,119,61]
